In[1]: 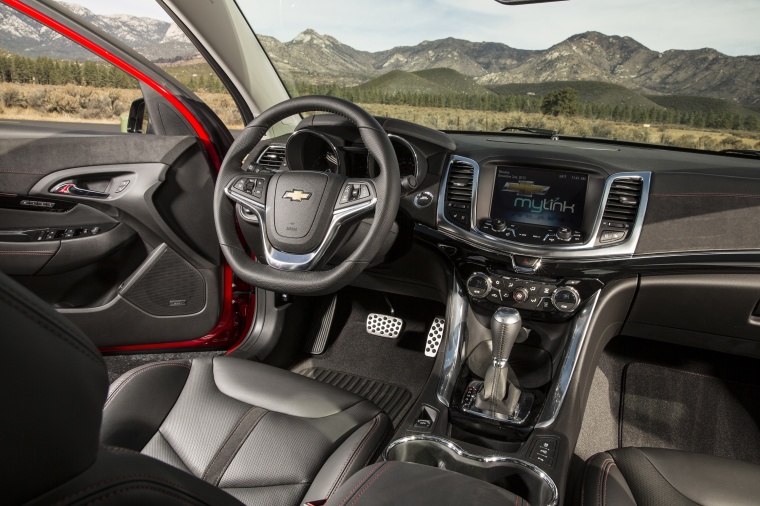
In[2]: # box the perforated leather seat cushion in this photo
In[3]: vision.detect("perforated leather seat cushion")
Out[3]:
[101,356,391,505]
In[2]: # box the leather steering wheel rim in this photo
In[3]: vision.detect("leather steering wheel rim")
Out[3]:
[213,95,401,296]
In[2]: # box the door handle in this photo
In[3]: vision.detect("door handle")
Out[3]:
[50,183,109,199]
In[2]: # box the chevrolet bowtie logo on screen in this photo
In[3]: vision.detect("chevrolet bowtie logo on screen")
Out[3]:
[282,190,312,202]
[502,181,550,197]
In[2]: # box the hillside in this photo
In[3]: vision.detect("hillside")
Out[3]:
[646,95,760,118]
[412,68,495,95]
[355,70,453,95]
[489,81,662,109]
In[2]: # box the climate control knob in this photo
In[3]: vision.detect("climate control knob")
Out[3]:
[466,273,491,299]
[512,287,529,303]
[551,286,580,312]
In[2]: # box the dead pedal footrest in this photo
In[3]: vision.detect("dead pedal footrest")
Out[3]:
[366,313,404,338]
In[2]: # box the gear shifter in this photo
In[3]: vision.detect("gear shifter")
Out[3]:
[474,307,524,418]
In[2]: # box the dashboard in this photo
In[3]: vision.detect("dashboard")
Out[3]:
[245,113,760,324]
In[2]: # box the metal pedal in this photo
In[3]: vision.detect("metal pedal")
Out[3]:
[425,317,446,357]
[366,313,404,338]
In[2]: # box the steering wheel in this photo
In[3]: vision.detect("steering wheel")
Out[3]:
[213,96,401,296]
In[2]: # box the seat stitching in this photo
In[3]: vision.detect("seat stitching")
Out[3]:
[348,461,393,506]
[597,459,614,506]
[603,463,617,506]
[327,415,380,497]
[362,416,392,467]
[589,458,612,506]
[104,361,191,410]
[334,462,384,506]
[579,454,594,506]
[157,429,194,474]
[634,448,698,503]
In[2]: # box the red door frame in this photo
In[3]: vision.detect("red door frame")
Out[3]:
[3,0,253,352]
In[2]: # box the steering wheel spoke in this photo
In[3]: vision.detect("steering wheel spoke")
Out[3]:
[334,179,377,215]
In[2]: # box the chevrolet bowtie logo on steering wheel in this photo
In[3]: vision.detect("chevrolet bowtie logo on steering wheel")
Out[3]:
[282,189,312,202]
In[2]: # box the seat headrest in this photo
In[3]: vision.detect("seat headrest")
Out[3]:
[0,271,108,504]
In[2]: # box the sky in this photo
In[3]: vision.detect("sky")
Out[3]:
[68,0,760,56]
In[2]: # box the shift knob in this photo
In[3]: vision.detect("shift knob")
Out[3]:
[491,307,521,367]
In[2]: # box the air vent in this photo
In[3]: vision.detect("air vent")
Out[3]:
[444,159,475,228]
[255,144,286,169]
[598,177,643,244]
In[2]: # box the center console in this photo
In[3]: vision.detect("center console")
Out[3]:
[376,156,650,505]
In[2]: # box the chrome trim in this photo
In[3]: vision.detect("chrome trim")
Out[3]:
[286,129,341,172]
[493,358,508,368]
[436,155,652,259]
[493,306,521,325]
[383,435,559,506]
[224,179,376,271]
[413,191,434,208]
[437,274,468,406]
[465,272,491,299]
[535,290,600,428]
[512,256,542,274]
[550,286,581,313]
[388,133,420,181]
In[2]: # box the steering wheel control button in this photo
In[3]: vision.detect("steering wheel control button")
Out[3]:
[551,286,581,312]
[413,191,434,208]
[466,273,491,299]
[339,182,373,205]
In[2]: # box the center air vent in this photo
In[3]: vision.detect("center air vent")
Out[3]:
[255,144,286,170]
[444,158,475,229]
[598,176,643,245]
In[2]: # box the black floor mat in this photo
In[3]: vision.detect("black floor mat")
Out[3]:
[300,367,412,426]
[291,288,441,428]
[621,362,760,464]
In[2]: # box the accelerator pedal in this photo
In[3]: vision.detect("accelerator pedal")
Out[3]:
[366,313,404,338]
[425,317,446,357]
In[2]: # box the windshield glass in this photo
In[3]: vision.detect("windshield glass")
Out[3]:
[238,0,760,152]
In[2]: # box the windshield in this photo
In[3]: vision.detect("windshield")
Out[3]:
[237,0,760,152]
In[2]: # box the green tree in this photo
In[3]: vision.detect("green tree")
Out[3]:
[540,88,579,117]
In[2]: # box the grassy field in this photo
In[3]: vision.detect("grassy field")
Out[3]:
[2,83,758,151]
[358,103,760,151]
[0,83,243,128]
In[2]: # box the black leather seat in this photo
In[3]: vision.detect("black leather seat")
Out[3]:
[576,447,760,506]
[0,271,390,506]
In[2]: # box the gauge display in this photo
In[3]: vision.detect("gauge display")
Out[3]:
[390,136,418,178]
[285,130,340,173]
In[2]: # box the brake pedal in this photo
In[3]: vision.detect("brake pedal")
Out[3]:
[366,313,404,338]
[425,317,446,357]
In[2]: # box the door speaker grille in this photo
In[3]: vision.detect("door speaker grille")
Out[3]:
[122,247,206,316]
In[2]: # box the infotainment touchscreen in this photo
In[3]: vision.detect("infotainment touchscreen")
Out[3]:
[490,167,588,230]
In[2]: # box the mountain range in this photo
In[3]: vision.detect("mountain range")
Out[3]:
[0,2,758,105]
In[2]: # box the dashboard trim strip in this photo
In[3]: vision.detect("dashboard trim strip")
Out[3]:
[535,290,600,428]
[436,155,652,259]
[437,273,468,407]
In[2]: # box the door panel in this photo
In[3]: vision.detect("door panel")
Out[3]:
[0,133,224,348]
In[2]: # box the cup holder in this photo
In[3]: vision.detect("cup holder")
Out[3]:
[383,436,558,506]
